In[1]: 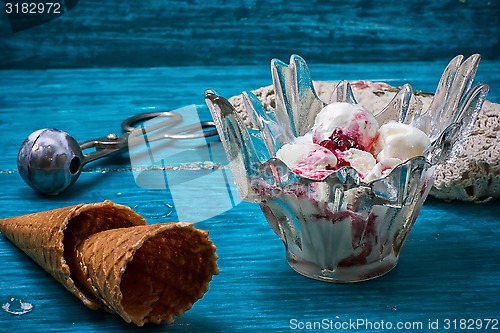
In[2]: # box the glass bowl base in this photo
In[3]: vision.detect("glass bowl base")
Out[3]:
[286,251,399,283]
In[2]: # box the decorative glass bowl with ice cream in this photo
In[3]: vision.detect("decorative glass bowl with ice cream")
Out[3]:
[205,54,489,282]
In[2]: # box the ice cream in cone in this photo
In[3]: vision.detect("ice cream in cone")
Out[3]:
[0,200,219,326]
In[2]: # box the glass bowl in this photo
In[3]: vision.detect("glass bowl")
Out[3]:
[205,54,489,282]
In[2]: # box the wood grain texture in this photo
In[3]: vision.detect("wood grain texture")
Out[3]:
[0,62,499,331]
[0,61,498,170]
[1,172,499,332]
[1,0,499,69]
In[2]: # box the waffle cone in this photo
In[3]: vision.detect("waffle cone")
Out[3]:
[0,200,146,310]
[72,223,219,326]
[0,201,219,326]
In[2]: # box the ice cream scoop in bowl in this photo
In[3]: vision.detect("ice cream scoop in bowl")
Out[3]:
[205,54,489,282]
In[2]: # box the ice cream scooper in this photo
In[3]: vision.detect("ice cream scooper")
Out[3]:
[17,111,218,195]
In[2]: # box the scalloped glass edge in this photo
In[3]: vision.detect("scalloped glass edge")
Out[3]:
[205,54,489,203]
[204,54,489,282]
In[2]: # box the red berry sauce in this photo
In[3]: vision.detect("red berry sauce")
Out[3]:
[318,128,364,169]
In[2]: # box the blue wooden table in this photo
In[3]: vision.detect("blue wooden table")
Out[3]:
[0,61,499,333]
[1,1,500,332]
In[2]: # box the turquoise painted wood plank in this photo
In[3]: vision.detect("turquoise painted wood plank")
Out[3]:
[1,0,499,69]
[1,168,499,332]
[0,60,499,172]
[0,62,499,332]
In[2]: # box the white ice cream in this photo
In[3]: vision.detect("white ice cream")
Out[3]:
[276,142,337,180]
[373,122,431,161]
[364,158,403,182]
[342,148,377,176]
[312,102,379,150]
